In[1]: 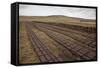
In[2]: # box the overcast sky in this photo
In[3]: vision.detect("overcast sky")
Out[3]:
[19,4,96,19]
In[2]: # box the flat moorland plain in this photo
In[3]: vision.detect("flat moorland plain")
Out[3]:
[19,16,96,64]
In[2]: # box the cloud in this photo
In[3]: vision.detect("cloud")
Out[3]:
[19,4,96,19]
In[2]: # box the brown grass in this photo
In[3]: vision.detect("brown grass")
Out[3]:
[19,22,40,64]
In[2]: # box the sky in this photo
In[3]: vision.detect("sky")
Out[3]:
[19,4,96,19]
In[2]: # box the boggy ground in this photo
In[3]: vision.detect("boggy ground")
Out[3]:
[19,16,96,64]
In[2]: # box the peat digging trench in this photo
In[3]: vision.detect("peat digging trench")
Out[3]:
[31,23,96,60]
[33,23,96,49]
[32,21,96,39]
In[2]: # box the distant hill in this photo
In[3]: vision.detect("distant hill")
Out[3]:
[19,15,96,27]
[20,15,95,21]
[47,15,95,22]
